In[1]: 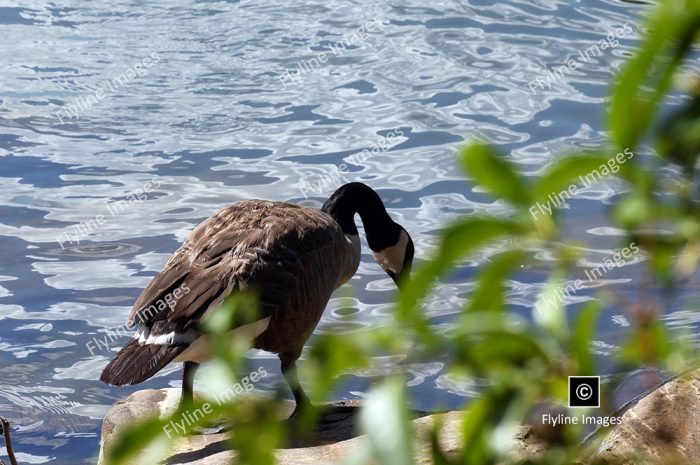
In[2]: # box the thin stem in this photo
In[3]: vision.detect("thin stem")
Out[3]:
[0,417,18,465]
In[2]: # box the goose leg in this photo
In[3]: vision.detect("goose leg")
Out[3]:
[281,358,310,418]
[179,361,229,435]
[180,361,199,409]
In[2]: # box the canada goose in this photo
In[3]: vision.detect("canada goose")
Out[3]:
[100,182,414,416]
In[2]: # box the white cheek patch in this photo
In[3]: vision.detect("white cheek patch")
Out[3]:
[371,230,408,275]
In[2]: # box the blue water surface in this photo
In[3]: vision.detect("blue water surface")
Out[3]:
[1,1,698,463]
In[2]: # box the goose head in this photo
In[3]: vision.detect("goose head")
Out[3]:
[369,225,414,290]
[322,182,414,290]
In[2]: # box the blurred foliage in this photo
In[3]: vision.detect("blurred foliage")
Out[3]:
[103,1,700,464]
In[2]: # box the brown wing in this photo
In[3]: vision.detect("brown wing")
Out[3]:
[101,199,350,386]
[127,200,343,338]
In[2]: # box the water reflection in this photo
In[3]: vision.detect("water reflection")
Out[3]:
[0,1,683,463]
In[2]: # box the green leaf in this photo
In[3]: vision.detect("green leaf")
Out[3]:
[428,416,453,465]
[571,301,602,375]
[613,191,653,229]
[303,332,371,402]
[459,334,550,373]
[467,250,526,313]
[103,417,173,465]
[358,378,413,465]
[461,144,530,207]
[459,386,527,465]
[533,155,610,203]
[609,0,700,150]
[459,396,492,465]
[452,313,562,371]
[620,320,671,365]
[656,93,700,175]
[533,273,571,340]
[398,217,524,338]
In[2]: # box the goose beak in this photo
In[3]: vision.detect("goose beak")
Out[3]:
[391,269,410,291]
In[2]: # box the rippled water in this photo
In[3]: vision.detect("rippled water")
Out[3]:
[2,0,697,463]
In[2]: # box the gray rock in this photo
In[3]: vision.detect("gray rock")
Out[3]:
[99,371,700,464]
[597,370,700,464]
[97,388,466,465]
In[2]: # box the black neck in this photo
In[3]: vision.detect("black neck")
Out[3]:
[321,182,402,252]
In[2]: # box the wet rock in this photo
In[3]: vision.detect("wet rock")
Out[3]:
[97,388,463,465]
[596,370,700,464]
[98,389,177,465]
[99,371,700,465]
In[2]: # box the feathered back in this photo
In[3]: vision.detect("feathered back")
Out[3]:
[101,200,355,386]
